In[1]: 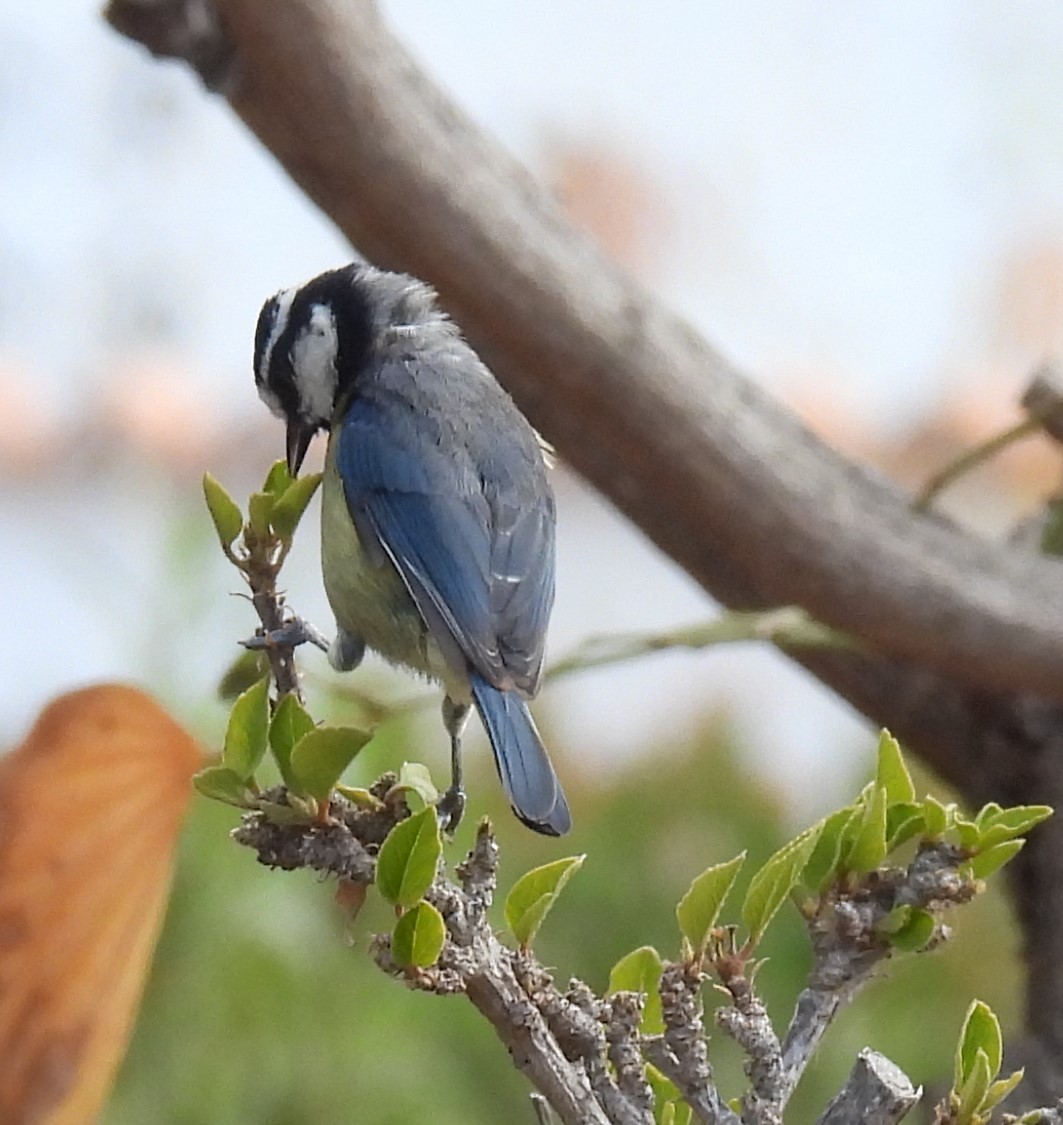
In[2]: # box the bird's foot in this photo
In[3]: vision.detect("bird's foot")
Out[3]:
[436,784,467,837]
[240,616,331,654]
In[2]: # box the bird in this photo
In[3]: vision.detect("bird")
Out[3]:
[252,261,570,836]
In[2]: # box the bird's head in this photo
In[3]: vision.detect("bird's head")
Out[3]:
[253,264,449,475]
[253,267,352,476]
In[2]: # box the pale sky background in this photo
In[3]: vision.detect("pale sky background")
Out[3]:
[5,3,1063,818]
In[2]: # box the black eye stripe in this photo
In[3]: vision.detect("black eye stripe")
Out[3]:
[252,265,374,423]
[266,321,302,418]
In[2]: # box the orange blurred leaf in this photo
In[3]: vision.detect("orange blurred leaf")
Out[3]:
[0,685,203,1124]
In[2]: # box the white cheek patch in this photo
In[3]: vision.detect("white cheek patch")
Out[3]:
[290,303,339,422]
[257,287,296,386]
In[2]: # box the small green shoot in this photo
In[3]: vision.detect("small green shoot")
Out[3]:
[742,825,821,947]
[391,901,447,968]
[608,946,664,1034]
[288,726,371,807]
[944,1000,1023,1124]
[202,472,243,552]
[192,765,256,808]
[675,853,745,958]
[268,692,316,790]
[504,855,585,949]
[222,675,271,782]
[376,807,443,909]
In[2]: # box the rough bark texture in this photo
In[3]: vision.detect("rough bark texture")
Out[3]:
[105,0,1063,1096]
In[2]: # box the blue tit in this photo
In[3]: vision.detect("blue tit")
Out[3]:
[252,262,570,836]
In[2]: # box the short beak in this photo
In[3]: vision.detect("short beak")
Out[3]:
[286,419,316,477]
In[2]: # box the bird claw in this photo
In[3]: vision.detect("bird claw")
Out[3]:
[436,785,467,837]
[240,616,331,653]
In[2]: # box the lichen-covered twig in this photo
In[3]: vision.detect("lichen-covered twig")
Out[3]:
[605,993,655,1120]
[781,844,974,1103]
[641,962,738,1125]
[236,798,652,1124]
[715,968,784,1125]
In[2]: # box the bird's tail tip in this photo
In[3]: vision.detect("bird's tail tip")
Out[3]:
[469,675,571,836]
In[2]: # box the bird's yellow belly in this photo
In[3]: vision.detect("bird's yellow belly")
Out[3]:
[320,440,454,686]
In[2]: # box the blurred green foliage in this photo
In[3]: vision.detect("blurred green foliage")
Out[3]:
[103,709,1022,1124]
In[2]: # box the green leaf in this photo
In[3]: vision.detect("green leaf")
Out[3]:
[967,839,1024,880]
[217,648,269,702]
[247,491,275,540]
[885,802,926,851]
[269,693,316,789]
[846,785,889,875]
[202,472,243,551]
[391,900,446,968]
[836,785,875,868]
[387,761,440,808]
[954,814,982,851]
[257,798,316,825]
[646,1065,680,1118]
[675,853,745,956]
[923,795,951,839]
[222,675,271,781]
[376,807,443,908]
[802,805,859,893]
[504,855,586,948]
[875,729,915,804]
[888,907,936,951]
[335,785,384,810]
[271,472,323,542]
[975,802,1004,831]
[657,1103,691,1125]
[192,765,255,808]
[955,1047,993,1121]
[743,825,821,946]
[608,946,664,1034]
[975,805,1052,848]
[982,1069,1024,1112]
[875,904,911,936]
[263,459,294,495]
[289,726,371,803]
[957,1000,1003,1088]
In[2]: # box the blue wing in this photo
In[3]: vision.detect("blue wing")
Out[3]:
[335,378,555,696]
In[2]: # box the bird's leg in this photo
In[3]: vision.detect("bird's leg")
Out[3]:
[326,627,365,672]
[438,696,471,834]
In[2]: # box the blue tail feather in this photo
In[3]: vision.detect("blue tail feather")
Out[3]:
[469,673,571,836]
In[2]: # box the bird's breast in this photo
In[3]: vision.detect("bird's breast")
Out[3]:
[320,435,453,685]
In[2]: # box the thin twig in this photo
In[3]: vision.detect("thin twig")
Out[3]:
[781,844,975,1101]
[605,993,655,1121]
[715,970,784,1124]
[545,608,855,683]
[564,982,651,1125]
[912,418,1041,513]
[640,1037,738,1125]
[914,359,1063,513]
[644,962,737,1125]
